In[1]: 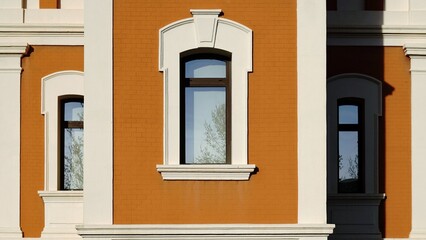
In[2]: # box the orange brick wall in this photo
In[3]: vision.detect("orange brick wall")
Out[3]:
[328,46,411,238]
[113,1,298,223]
[39,0,58,9]
[21,46,84,237]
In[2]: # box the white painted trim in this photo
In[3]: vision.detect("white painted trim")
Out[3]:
[297,0,327,224]
[404,44,426,239]
[328,10,426,46]
[25,9,83,24]
[41,70,84,191]
[156,164,256,180]
[0,43,28,239]
[0,24,83,45]
[40,71,84,239]
[83,0,113,225]
[77,224,334,239]
[328,25,426,46]
[158,10,254,180]
[38,191,83,239]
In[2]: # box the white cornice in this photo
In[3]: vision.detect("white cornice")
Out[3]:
[0,43,28,54]
[77,224,335,239]
[404,43,426,56]
[328,25,426,46]
[0,24,83,45]
[190,9,222,16]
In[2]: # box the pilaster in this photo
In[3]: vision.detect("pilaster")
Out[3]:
[0,43,28,238]
[404,43,426,239]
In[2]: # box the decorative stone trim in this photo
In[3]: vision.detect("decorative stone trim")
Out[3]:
[404,43,426,239]
[158,10,254,180]
[38,191,83,239]
[77,224,335,239]
[156,164,256,180]
[0,24,83,45]
[328,25,426,46]
[404,43,426,58]
[0,43,29,239]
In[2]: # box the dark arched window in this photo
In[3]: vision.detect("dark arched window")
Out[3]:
[180,50,231,164]
[59,96,84,190]
[327,74,384,239]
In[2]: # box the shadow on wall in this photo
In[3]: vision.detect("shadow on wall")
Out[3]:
[325,0,401,239]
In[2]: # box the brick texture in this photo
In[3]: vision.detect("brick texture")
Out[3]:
[113,0,298,224]
[20,46,83,237]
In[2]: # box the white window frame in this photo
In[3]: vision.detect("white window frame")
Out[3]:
[39,70,84,238]
[156,9,255,180]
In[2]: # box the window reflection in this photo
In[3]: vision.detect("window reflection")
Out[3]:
[62,100,84,190]
[339,105,358,124]
[185,87,226,164]
[338,103,362,193]
[185,59,226,78]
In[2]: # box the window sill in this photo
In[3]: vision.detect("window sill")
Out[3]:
[38,190,83,202]
[156,164,256,180]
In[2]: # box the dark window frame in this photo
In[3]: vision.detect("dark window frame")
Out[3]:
[58,95,84,190]
[337,97,365,193]
[180,51,232,164]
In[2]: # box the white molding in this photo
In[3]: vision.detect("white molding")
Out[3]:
[41,70,84,191]
[25,9,83,24]
[39,71,84,239]
[61,0,84,9]
[297,0,327,224]
[404,44,426,239]
[83,0,113,225]
[38,191,83,239]
[0,0,22,9]
[77,224,334,239]
[0,228,22,239]
[0,43,28,239]
[0,24,84,45]
[158,9,254,180]
[156,164,256,180]
[328,25,426,46]
[327,9,426,46]
[190,9,220,47]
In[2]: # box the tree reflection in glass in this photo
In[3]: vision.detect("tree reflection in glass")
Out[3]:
[338,104,361,193]
[185,87,226,164]
[183,57,228,164]
[63,101,84,190]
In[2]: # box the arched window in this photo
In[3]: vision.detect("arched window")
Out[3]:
[156,10,256,180]
[180,51,231,164]
[39,70,84,237]
[327,74,385,240]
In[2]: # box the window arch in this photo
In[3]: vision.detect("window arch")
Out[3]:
[156,10,255,180]
[327,74,382,194]
[180,49,231,164]
[39,70,84,238]
[327,74,385,239]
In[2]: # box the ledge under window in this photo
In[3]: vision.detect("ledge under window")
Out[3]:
[156,164,257,180]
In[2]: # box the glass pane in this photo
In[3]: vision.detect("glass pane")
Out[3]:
[339,105,358,124]
[185,59,226,78]
[64,128,84,190]
[338,131,361,193]
[185,87,226,164]
[64,101,84,121]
